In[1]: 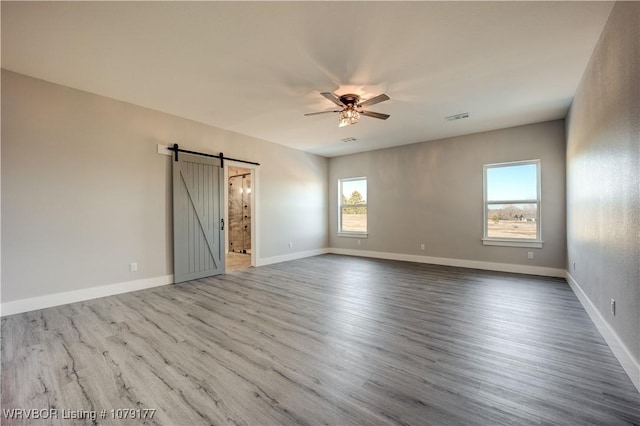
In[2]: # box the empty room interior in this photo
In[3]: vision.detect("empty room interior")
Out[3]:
[1,1,639,425]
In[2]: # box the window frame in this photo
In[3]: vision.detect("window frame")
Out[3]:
[482,160,543,248]
[338,177,368,238]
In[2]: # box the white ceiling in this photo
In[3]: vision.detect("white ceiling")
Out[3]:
[2,1,613,157]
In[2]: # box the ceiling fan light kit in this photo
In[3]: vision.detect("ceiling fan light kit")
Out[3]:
[305,92,390,127]
[338,108,360,127]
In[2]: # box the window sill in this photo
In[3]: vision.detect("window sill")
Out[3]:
[338,232,368,239]
[482,238,542,248]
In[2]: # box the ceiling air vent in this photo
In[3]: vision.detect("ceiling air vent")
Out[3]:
[445,112,469,121]
[341,137,357,143]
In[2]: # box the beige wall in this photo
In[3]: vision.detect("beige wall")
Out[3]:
[329,120,567,269]
[1,70,328,302]
[566,2,639,363]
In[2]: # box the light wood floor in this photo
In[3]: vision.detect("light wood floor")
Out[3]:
[226,252,251,271]
[2,255,639,425]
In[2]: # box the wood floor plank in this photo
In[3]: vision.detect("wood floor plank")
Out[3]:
[2,254,639,425]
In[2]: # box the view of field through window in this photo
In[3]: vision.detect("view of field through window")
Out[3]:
[340,178,367,233]
[485,163,539,240]
[487,203,538,239]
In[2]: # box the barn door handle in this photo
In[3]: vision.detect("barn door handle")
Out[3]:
[221,218,225,230]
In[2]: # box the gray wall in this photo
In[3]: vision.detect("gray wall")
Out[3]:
[566,2,639,363]
[1,70,328,302]
[329,120,567,269]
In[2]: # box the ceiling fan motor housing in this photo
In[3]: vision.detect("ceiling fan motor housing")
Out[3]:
[339,94,361,107]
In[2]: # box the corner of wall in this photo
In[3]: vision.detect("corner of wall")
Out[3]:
[256,248,330,267]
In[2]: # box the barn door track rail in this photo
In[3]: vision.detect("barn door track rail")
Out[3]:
[168,143,260,168]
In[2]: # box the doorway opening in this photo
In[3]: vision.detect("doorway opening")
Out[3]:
[226,165,254,270]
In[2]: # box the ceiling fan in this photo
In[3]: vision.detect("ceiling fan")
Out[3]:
[305,92,390,127]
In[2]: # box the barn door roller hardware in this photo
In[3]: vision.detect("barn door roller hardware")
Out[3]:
[168,144,260,168]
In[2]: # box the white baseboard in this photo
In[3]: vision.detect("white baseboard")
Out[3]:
[329,248,566,278]
[256,248,330,267]
[2,247,333,316]
[565,272,640,392]
[0,275,174,317]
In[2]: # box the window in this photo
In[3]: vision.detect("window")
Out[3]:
[483,160,542,248]
[338,177,367,236]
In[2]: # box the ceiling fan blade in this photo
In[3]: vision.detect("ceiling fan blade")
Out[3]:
[320,92,346,107]
[304,110,341,116]
[361,110,390,120]
[359,94,390,107]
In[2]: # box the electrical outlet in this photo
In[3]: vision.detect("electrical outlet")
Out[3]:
[357,240,361,246]
[420,243,425,251]
[130,262,138,272]
[611,299,616,316]
[527,251,534,260]
[288,242,293,249]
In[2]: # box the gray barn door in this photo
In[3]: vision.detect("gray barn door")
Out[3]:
[173,153,225,283]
